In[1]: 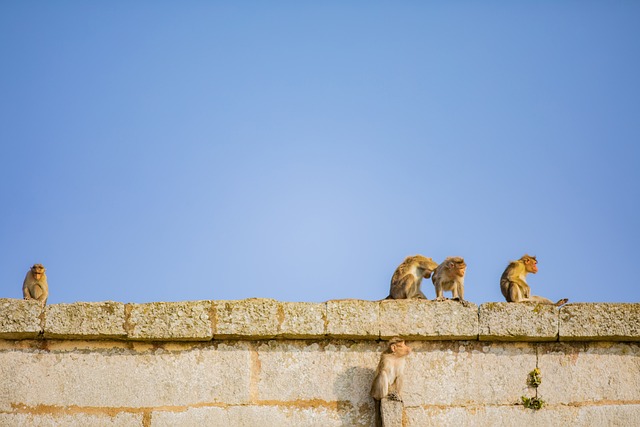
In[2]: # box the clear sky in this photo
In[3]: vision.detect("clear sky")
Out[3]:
[1,2,639,305]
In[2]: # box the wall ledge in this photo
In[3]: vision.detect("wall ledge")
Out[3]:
[1,298,639,342]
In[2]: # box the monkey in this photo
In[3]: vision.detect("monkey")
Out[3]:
[386,255,438,299]
[22,264,48,306]
[500,255,568,306]
[370,337,412,427]
[431,256,469,306]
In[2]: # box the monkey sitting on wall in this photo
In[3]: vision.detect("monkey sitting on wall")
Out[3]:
[431,256,469,306]
[23,263,49,306]
[386,255,438,299]
[500,255,568,306]
[370,337,412,427]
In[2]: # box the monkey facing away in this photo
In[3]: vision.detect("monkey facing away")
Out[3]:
[22,264,48,306]
[431,256,469,306]
[370,337,412,427]
[500,255,568,306]
[386,255,438,299]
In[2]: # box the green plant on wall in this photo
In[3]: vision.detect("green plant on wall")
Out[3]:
[521,368,545,410]
[521,395,545,410]
[527,368,542,388]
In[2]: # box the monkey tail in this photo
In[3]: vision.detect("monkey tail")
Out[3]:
[374,399,382,427]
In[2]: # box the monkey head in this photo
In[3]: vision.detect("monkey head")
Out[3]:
[31,264,46,280]
[415,256,438,278]
[521,255,538,274]
[446,257,466,277]
[389,337,411,356]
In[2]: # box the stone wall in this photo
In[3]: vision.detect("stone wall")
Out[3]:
[1,298,639,426]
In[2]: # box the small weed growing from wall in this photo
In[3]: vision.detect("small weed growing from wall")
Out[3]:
[521,396,545,410]
[527,368,542,388]
[521,368,545,410]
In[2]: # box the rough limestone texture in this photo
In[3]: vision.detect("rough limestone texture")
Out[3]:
[0,299,640,426]
[0,298,42,339]
[326,299,379,339]
[213,298,280,339]
[0,412,144,427]
[44,301,126,339]
[380,299,478,339]
[479,302,559,341]
[559,303,640,341]
[405,404,640,427]
[381,398,403,427]
[127,301,212,341]
[539,342,640,404]
[152,406,348,427]
[278,301,326,338]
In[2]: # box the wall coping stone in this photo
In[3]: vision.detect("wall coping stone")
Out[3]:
[1,298,638,342]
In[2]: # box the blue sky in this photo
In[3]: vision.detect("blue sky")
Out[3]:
[1,2,639,305]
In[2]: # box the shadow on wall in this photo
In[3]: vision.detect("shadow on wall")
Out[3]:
[334,366,376,427]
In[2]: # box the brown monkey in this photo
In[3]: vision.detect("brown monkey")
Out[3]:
[370,337,412,427]
[386,255,438,299]
[500,255,568,306]
[431,256,468,306]
[22,264,48,306]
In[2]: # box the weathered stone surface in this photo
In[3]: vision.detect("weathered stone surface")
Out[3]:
[326,300,379,339]
[0,342,251,409]
[404,404,640,427]
[559,303,640,341]
[380,299,478,340]
[255,340,377,407]
[0,412,143,427]
[278,301,326,338]
[0,298,42,339]
[539,342,640,404]
[127,301,212,341]
[44,302,126,339]
[151,405,353,427]
[479,302,558,341]
[213,298,279,339]
[2,301,640,426]
[403,341,536,406]
[381,398,403,427]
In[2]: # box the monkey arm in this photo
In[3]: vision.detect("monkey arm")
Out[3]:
[371,371,389,400]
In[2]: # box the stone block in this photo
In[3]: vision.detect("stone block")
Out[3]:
[539,342,640,404]
[255,340,377,406]
[127,301,212,341]
[0,298,42,339]
[403,341,537,406]
[44,301,126,339]
[213,298,279,339]
[559,303,640,341]
[380,299,478,340]
[0,412,144,427]
[405,403,640,426]
[326,300,379,339]
[151,405,352,427]
[381,398,403,427]
[277,301,326,338]
[479,302,559,341]
[0,342,252,409]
